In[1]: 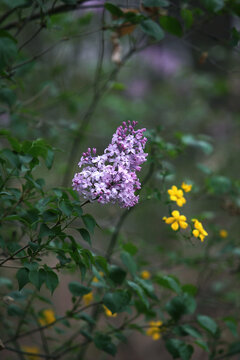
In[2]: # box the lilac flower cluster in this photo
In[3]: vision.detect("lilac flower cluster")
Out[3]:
[72,121,148,208]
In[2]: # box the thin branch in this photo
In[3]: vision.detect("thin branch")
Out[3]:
[0,7,18,25]
[3,301,101,346]
[1,0,97,31]
[18,26,43,51]
[2,28,101,80]
[15,291,36,337]
[14,2,38,37]
[4,346,55,359]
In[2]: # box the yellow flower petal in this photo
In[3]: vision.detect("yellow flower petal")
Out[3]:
[39,309,55,326]
[181,182,192,192]
[177,189,184,197]
[172,210,180,218]
[165,217,174,224]
[103,305,117,317]
[180,221,188,229]
[152,333,161,340]
[141,270,151,280]
[177,200,183,206]
[179,215,186,221]
[193,229,199,238]
[83,292,93,306]
[171,222,179,231]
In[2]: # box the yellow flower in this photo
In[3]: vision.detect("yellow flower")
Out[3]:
[219,229,228,238]
[168,185,186,207]
[83,292,93,306]
[181,182,192,193]
[103,305,117,317]
[39,309,56,326]
[21,346,39,360]
[146,321,163,340]
[163,210,188,231]
[92,271,104,283]
[141,270,151,280]
[192,219,208,242]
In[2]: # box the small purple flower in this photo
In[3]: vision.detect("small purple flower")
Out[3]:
[72,121,148,208]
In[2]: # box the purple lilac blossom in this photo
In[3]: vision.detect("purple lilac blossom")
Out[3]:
[72,121,148,208]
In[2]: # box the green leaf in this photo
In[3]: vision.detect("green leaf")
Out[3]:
[0,87,16,107]
[201,0,224,12]
[231,27,240,47]
[195,339,210,352]
[224,317,238,338]
[79,313,96,325]
[7,304,24,317]
[45,149,54,169]
[68,281,91,297]
[103,290,131,313]
[78,228,91,245]
[109,265,126,285]
[39,223,54,238]
[142,0,169,6]
[166,294,196,321]
[94,255,108,273]
[94,333,117,356]
[137,278,157,300]
[82,214,96,234]
[179,324,202,339]
[180,134,213,155]
[181,9,193,30]
[120,251,137,276]
[0,33,17,72]
[159,16,183,37]
[72,204,83,216]
[228,342,240,356]
[29,269,45,290]
[104,2,123,16]
[2,0,29,8]
[59,199,72,217]
[16,268,29,290]
[181,284,197,296]
[0,277,12,289]
[166,339,194,360]
[155,275,181,294]
[207,176,232,195]
[197,315,218,335]
[140,19,165,41]
[122,242,138,255]
[45,270,59,294]
[2,149,20,167]
[42,210,59,223]
[127,280,149,308]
